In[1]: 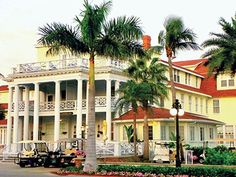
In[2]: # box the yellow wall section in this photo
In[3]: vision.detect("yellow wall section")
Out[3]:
[0,91,8,103]
[208,97,236,124]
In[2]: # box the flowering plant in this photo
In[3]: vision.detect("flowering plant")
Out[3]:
[76,149,86,158]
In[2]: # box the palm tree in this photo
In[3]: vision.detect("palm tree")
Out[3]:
[115,80,139,157]
[158,16,200,102]
[38,0,144,172]
[202,15,236,75]
[126,57,168,160]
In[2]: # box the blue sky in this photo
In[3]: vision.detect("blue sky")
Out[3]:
[0,0,235,84]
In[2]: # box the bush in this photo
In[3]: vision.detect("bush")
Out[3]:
[97,165,236,177]
[204,148,236,165]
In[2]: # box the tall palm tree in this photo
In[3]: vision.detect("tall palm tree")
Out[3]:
[115,80,139,156]
[158,16,200,102]
[38,0,144,172]
[202,15,236,75]
[126,57,168,160]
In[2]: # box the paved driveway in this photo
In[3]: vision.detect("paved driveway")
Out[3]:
[0,161,59,177]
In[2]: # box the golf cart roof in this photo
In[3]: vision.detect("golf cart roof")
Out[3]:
[17,140,47,144]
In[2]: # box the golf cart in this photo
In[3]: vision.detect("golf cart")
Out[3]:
[15,140,49,167]
[44,138,86,167]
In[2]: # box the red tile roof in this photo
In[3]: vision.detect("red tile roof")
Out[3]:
[114,107,223,124]
[174,82,209,95]
[0,119,7,125]
[0,85,8,91]
[173,59,208,67]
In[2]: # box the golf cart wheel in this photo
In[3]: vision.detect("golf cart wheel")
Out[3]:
[19,161,25,168]
[44,159,50,168]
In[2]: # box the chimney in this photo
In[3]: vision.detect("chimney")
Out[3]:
[142,35,151,49]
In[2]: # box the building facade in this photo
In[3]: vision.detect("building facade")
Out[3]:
[1,38,235,153]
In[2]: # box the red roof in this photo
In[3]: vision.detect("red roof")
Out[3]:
[114,107,223,124]
[0,85,8,91]
[173,59,208,67]
[0,119,7,125]
[174,82,209,95]
[0,103,8,109]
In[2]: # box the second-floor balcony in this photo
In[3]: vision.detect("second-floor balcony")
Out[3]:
[11,96,116,113]
[12,58,127,74]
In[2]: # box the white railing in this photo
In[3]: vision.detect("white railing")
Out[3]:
[60,100,76,111]
[11,96,116,112]
[40,102,55,112]
[12,58,127,74]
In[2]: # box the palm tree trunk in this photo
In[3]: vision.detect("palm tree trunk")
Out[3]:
[143,107,149,160]
[166,47,176,103]
[83,54,97,172]
[133,112,137,158]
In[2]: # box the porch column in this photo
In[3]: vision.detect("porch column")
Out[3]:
[13,85,19,151]
[85,80,89,138]
[33,82,40,141]
[54,81,61,142]
[23,86,29,141]
[76,79,83,138]
[114,80,120,118]
[184,123,188,143]
[106,79,112,141]
[6,86,13,152]
[222,125,226,145]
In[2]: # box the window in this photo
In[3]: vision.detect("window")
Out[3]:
[228,79,235,86]
[61,90,66,100]
[221,80,227,87]
[213,100,220,113]
[189,96,192,112]
[185,73,190,85]
[209,128,214,139]
[195,97,198,112]
[195,77,198,87]
[148,126,153,140]
[200,98,203,114]
[200,127,205,141]
[190,126,195,141]
[181,94,184,109]
[206,99,208,114]
[174,70,180,83]
[160,97,164,107]
[161,126,166,140]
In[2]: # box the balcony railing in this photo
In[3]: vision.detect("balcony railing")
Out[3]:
[11,96,116,112]
[12,58,127,74]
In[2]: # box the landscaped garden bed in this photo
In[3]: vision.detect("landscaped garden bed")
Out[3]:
[55,165,236,177]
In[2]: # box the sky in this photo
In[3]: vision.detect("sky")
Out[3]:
[0,0,235,84]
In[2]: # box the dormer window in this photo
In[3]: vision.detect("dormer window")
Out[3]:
[221,80,227,87]
[228,79,234,86]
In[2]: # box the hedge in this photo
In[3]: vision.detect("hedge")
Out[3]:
[97,165,236,177]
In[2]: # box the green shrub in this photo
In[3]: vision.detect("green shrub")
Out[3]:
[204,148,236,165]
[97,165,236,177]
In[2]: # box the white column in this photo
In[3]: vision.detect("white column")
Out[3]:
[23,86,29,140]
[106,79,112,141]
[54,81,61,142]
[76,79,83,138]
[222,125,226,145]
[114,80,120,118]
[12,85,19,152]
[6,86,13,152]
[184,123,188,143]
[86,80,89,127]
[33,82,40,141]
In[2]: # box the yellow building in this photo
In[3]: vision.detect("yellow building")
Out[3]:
[1,36,235,155]
[0,85,8,146]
